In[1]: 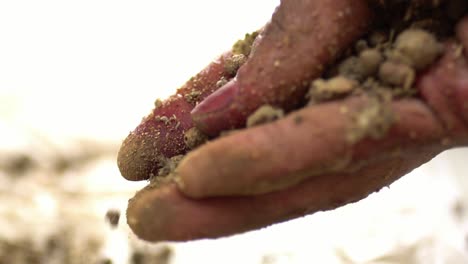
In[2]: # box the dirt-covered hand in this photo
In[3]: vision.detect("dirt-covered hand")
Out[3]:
[122,0,468,242]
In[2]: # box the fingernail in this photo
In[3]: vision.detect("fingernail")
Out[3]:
[193,79,238,115]
[191,80,240,136]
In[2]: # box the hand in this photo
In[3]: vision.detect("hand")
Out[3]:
[125,0,468,242]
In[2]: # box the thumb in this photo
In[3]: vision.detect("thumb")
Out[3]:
[191,0,372,136]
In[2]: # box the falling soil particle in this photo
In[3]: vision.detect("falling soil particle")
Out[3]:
[131,246,173,264]
[105,209,121,228]
[1,154,35,176]
[246,105,285,128]
[184,127,209,150]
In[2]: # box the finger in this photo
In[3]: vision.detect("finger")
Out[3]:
[176,38,468,198]
[117,52,233,181]
[416,33,468,143]
[191,0,371,136]
[127,150,437,242]
[177,95,448,198]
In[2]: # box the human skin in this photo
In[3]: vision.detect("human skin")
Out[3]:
[117,0,369,181]
[124,1,468,242]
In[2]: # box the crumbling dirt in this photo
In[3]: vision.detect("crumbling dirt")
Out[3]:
[347,93,395,143]
[156,155,184,178]
[310,27,443,105]
[232,31,259,57]
[224,54,248,77]
[184,127,208,150]
[125,0,464,197]
[304,0,465,142]
[246,105,285,128]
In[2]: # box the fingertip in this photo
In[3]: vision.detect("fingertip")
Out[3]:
[117,131,154,181]
[174,147,219,198]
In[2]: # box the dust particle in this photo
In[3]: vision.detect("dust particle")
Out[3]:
[105,209,120,228]
[184,127,208,150]
[247,105,284,127]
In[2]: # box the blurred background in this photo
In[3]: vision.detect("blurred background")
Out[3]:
[1,0,468,263]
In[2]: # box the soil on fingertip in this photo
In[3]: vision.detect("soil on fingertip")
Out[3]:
[138,0,465,185]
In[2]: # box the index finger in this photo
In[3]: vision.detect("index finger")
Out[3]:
[191,0,371,136]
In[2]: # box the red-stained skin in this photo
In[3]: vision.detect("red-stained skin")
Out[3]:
[121,0,468,242]
[191,0,371,136]
[176,41,468,199]
[117,53,233,181]
[127,28,468,243]
[117,0,371,180]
